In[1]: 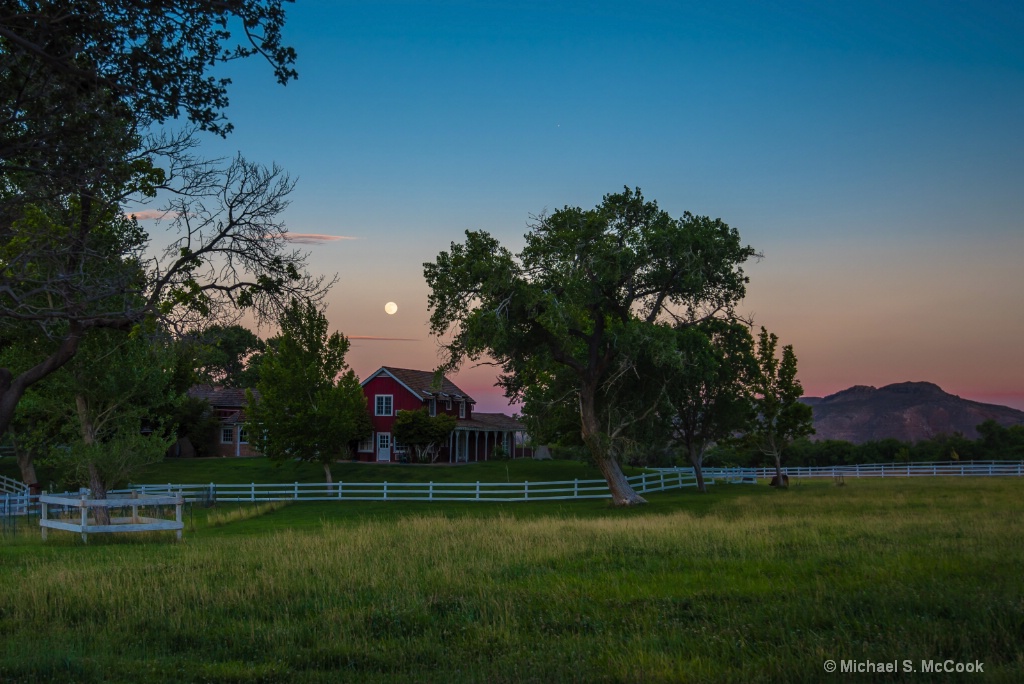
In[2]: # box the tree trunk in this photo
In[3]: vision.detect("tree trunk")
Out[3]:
[16,449,40,494]
[580,384,646,506]
[322,461,333,484]
[688,445,707,493]
[75,393,111,524]
[773,452,786,488]
[1,324,88,484]
[87,462,110,526]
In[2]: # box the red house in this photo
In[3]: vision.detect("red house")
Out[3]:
[187,386,260,458]
[358,366,530,463]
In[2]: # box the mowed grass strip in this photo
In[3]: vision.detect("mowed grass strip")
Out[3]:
[1,478,1022,683]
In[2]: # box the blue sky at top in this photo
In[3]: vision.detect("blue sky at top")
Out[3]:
[149,0,1024,410]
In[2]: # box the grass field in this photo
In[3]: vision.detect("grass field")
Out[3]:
[1,477,1022,682]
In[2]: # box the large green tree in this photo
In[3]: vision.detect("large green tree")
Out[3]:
[33,328,181,522]
[662,320,757,492]
[424,187,757,506]
[247,300,370,483]
[0,1,326,455]
[749,327,815,486]
[194,324,266,387]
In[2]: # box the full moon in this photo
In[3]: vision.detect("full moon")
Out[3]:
[384,301,398,315]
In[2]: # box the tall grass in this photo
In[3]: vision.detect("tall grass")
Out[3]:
[1,478,1022,682]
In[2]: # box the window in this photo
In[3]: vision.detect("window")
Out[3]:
[394,441,408,456]
[375,394,393,416]
[445,397,452,410]
[221,427,234,444]
[358,436,374,453]
[238,427,248,444]
[458,401,466,419]
[378,433,390,450]
[428,398,436,417]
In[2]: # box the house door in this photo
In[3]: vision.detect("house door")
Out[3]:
[377,432,392,462]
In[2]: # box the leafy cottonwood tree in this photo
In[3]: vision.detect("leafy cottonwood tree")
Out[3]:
[194,324,266,388]
[393,409,457,463]
[0,1,323,462]
[424,188,757,506]
[661,321,756,492]
[749,327,814,486]
[247,300,370,483]
[34,329,181,522]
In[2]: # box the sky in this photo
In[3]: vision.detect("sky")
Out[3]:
[141,0,1024,412]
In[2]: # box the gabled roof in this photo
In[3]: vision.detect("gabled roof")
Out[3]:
[458,412,525,431]
[361,366,476,404]
[188,385,258,408]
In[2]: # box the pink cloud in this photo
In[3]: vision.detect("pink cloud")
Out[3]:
[283,233,359,244]
[126,209,171,221]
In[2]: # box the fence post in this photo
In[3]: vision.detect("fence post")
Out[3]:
[80,494,88,544]
[660,471,665,491]
[251,482,255,502]
[475,481,480,500]
[524,480,529,501]
[338,481,343,499]
[574,479,578,498]
[429,482,434,501]
[294,481,299,501]
[384,481,388,501]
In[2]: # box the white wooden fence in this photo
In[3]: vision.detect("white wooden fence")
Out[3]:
[688,460,1024,480]
[119,470,702,503]
[39,492,184,543]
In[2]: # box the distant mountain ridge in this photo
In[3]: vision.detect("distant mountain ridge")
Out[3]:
[801,382,1024,444]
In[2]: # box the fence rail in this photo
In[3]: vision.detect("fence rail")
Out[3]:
[5,461,1021,518]
[670,460,1024,480]
[120,470,702,503]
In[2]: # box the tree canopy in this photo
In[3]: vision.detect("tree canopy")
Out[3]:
[0,2,327,451]
[424,187,758,505]
[247,300,370,483]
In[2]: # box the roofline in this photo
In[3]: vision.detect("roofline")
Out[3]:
[360,366,423,402]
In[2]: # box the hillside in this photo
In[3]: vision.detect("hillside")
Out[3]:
[802,382,1024,444]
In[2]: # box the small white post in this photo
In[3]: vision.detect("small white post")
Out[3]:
[574,479,578,498]
[337,481,343,499]
[475,481,480,500]
[80,494,88,544]
[383,481,388,501]
[176,493,183,541]
[429,482,434,501]
[524,480,529,500]
[251,482,255,502]
[294,481,299,500]
[40,499,48,541]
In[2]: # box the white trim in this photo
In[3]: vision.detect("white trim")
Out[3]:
[428,398,436,417]
[220,426,234,444]
[361,367,423,403]
[377,432,391,461]
[458,401,466,419]
[375,394,393,417]
[357,435,374,453]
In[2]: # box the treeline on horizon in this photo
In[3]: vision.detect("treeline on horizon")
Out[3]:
[704,420,1024,468]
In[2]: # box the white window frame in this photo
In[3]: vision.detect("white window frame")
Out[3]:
[428,398,436,417]
[238,427,248,444]
[445,397,452,411]
[357,435,374,453]
[375,394,393,417]
[378,433,391,449]
[458,401,466,419]
[221,426,234,444]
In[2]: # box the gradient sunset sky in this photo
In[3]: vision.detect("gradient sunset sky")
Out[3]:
[144,1,1024,412]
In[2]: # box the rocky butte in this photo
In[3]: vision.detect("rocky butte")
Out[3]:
[801,382,1024,444]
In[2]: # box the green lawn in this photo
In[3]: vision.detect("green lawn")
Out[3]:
[1,478,1022,682]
